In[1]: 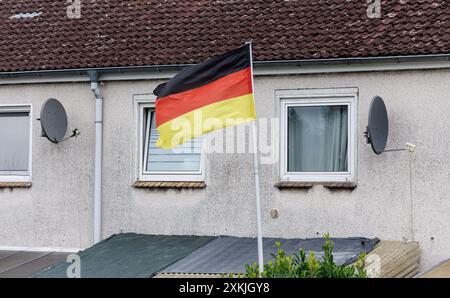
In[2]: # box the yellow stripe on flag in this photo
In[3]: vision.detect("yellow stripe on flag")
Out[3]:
[156,94,256,149]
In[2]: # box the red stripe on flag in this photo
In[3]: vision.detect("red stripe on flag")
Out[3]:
[156,67,252,127]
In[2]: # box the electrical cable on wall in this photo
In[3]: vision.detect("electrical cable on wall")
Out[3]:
[408,145,415,242]
[364,96,417,242]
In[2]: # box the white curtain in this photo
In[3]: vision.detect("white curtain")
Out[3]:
[288,105,348,172]
[0,113,30,173]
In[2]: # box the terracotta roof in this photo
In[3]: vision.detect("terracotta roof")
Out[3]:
[1,0,450,73]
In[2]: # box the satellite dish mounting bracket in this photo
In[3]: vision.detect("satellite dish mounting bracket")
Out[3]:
[364,126,371,144]
[42,128,80,144]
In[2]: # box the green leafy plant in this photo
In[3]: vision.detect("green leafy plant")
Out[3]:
[238,234,367,278]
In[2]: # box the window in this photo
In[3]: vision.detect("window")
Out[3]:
[135,96,204,182]
[0,105,32,182]
[278,89,357,183]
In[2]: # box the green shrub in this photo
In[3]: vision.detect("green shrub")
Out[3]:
[242,233,367,278]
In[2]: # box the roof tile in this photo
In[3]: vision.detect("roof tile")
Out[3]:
[1,0,450,72]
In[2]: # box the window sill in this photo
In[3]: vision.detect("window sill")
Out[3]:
[276,181,356,190]
[0,182,32,189]
[322,182,357,190]
[275,182,314,189]
[133,181,206,189]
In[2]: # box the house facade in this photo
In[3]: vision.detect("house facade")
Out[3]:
[1,1,450,273]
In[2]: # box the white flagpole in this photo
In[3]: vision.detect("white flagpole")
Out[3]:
[246,41,264,274]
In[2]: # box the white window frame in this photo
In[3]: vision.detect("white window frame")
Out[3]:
[0,104,33,183]
[133,94,205,182]
[277,88,357,183]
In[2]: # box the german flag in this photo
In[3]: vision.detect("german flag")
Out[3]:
[153,45,256,149]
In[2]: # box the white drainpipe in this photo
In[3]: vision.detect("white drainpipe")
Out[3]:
[88,71,103,243]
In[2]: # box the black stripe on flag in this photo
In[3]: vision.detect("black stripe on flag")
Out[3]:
[153,45,250,98]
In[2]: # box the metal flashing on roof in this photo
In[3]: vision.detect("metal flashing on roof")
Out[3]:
[0,53,449,76]
[9,12,43,19]
[1,55,450,85]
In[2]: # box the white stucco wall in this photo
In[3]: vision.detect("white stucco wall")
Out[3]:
[0,69,449,272]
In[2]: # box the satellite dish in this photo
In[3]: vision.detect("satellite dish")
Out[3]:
[40,98,68,143]
[365,96,389,155]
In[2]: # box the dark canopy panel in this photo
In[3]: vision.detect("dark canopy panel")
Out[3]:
[34,233,214,278]
[163,236,379,274]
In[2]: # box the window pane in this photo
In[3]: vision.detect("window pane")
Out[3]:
[145,109,202,173]
[287,105,348,172]
[0,112,30,173]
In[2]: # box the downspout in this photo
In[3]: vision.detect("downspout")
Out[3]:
[88,71,103,243]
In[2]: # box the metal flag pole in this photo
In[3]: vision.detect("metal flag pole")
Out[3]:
[246,41,264,274]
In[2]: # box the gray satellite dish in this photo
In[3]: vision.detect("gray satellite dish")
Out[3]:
[365,96,389,155]
[40,98,69,143]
